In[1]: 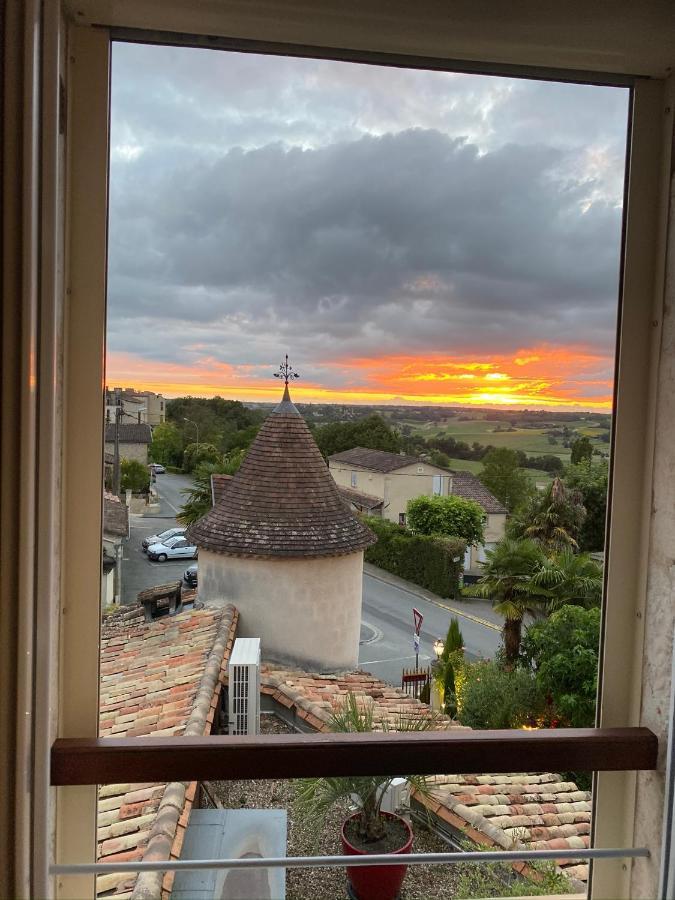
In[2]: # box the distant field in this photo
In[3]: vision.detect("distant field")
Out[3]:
[447,456,552,484]
[401,416,610,462]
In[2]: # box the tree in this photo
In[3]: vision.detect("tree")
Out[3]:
[531,548,603,611]
[182,442,221,473]
[120,458,150,494]
[148,421,183,467]
[570,436,594,465]
[564,460,608,552]
[406,495,485,545]
[313,414,401,459]
[521,605,600,727]
[465,538,549,663]
[456,659,543,729]
[522,477,586,552]
[428,449,452,469]
[295,692,436,844]
[178,452,245,525]
[436,618,464,717]
[166,395,264,453]
[479,447,533,513]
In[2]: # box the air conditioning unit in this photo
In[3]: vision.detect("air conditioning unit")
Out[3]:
[228,638,261,736]
[380,778,409,815]
[351,778,409,815]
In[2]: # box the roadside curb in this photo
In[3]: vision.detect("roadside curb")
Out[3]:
[364,566,501,633]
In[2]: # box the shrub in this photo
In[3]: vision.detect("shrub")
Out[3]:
[120,458,150,494]
[521,605,600,727]
[457,659,544,729]
[407,494,485,545]
[364,517,465,597]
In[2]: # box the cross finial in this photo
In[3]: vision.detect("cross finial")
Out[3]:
[274,354,300,388]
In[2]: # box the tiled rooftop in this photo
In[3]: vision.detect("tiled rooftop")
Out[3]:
[261,667,590,888]
[449,471,508,514]
[329,446,422,473]
[104,422,153,444]
[210,473,233,505]
[421,772,592,886]
[97,602,238,899]
[260,665,465,733]
[188,389,375,559]
[337,485,385,511]
[103,491,129,538]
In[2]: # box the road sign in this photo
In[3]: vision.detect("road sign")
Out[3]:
[413,633,420,654]
[413,607,424,635]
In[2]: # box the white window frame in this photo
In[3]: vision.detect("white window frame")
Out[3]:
[10,7,671,899]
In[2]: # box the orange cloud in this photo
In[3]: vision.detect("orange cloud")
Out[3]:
[106,344,614,410]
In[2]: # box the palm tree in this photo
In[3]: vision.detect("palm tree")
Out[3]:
[531,548,603,611]
[524,477,586,553]
[466,538,549,663]
[295,692,437,844]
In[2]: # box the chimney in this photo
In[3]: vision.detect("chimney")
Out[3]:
[137,581,183,622]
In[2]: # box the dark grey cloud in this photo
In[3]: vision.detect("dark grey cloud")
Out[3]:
[108,44,628,390]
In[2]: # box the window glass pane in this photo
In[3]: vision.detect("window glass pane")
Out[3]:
[100,40,629,898]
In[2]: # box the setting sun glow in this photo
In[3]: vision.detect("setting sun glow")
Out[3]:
[107,344,613,410]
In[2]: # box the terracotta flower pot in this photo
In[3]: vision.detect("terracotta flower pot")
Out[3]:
[340,811,413,900]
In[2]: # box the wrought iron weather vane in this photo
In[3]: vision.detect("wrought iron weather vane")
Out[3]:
[274,355,300,392]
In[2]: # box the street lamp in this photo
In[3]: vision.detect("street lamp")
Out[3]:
[433,639,445,660]
[184,417,199,445]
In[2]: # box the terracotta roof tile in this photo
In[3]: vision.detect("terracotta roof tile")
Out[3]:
[188,390,375,559]
[449,471,508,514]
[104,423,153,444]
[329,446,422,473]
[210,473,233,505]
[260,664,467,733]
[264,666,590,891]
[422,772,593,887]
[96,603,239,899]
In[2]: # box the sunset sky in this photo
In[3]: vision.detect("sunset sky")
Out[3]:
[107,44,629,409]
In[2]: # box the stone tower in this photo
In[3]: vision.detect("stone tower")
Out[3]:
[187,385,375,671]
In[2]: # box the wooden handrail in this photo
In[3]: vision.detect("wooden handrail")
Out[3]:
[51,727,657,786]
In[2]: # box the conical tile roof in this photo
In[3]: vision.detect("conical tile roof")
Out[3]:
[187,389,376,559]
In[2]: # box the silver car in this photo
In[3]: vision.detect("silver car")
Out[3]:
[147,534,198,561]
[142,526,186,552]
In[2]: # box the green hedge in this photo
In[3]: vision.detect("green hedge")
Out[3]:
[164,465,184,474]
[363,517,465,598]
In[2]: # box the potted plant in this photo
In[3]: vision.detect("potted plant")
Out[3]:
[296,692,439,900]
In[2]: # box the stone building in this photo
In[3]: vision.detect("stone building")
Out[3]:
[104,422,153,465]
[105,387,166,425]
[187,387,375,671]
[329,447,507,570]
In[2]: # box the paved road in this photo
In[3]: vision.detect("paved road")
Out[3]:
[150,471,195,518]
[123,473,502,683]
[121,472,196,604]
[359,572,501,686]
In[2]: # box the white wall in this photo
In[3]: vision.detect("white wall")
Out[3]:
[199,550,365,671]
[329,460,451,523]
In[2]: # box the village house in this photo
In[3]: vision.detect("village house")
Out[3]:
[101,492,128,607]
[105,386,166,426]
[328,447,507,571]
[104,421,153,466]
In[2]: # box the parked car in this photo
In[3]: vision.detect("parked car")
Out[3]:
[183,564,198,588]
[142,526,186,552]
[149,463,166,474]
[147,535,198,561]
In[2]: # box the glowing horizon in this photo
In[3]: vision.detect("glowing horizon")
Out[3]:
[106,344,614,411]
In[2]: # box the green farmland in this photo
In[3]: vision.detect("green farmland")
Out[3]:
[401,416,610,463]
[447,456,552,484]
